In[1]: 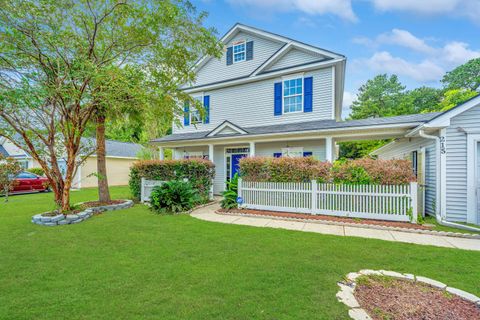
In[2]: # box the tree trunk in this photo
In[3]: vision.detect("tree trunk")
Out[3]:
[96,115,111,203]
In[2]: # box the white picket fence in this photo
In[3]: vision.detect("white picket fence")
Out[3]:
[140,178,166,203]
[238,179,418,223]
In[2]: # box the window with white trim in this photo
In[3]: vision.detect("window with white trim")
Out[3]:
[190,96,202,124]
[282,147,303,158]
[233,41,246,63]
[283,78,303,113]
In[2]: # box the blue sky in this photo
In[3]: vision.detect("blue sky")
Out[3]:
[192,0,480,115]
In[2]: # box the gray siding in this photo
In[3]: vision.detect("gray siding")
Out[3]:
[376,138,436,216]
[265,48,326,72]
[192,31,284,87]
[445,105,480,222]
[174,67,334,134]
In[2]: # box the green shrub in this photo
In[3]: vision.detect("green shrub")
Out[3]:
[129,159,215,201]
[27,167,45,176]
[150,180,199,214]
[239,157,415,185]
[221,173,239,209]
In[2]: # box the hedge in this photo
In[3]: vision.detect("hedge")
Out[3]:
[129,159,215,200]
[239,157,416,185]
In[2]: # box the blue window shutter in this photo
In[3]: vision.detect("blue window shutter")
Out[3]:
[246,41,254,61]
[273,153,282,158]
[274,82,282,116]
[183,102,190,126]
[226,47,233,65]
[304,77,313,113]
[303,152,313,157]
[203,95,210,124]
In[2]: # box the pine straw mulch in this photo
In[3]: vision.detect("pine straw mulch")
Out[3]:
[218,208,431,231]
[42,200,126,216]
[354,275,480,320]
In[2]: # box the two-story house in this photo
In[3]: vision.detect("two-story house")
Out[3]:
[151,24,445,197]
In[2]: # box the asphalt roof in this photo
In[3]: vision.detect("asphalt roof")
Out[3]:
[81,138,143,158]
[152,112,442,143]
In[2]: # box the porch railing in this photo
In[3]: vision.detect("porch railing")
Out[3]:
[140,178,166,203]
[238,179,418,223]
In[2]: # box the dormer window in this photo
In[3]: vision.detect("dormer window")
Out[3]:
[233,41,246,63]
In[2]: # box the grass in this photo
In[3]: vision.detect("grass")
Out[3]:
[0,187,479,319]
[423,215,480,234]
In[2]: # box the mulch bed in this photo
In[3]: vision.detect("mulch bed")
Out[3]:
[218,208,432,230]
[41,200,126,216]
[354,275,480,320]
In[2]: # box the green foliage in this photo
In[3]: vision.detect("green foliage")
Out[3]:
[221,173,239,209]
[240,157,415,185]
[442,58,480,91]
[338,140,390,160]
[129,159,215,201]
[437,89,478,111]
[26,167,45,177]
[402,86,444,114]
[0,155,22,201]
[150,180,199,214]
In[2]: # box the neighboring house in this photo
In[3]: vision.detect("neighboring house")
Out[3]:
[372,95,480,226]
[0,137,142,189]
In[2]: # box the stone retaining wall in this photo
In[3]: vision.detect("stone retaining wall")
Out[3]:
[31,200,134,226]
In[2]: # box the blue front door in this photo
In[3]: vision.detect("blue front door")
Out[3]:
[231,154,245,179]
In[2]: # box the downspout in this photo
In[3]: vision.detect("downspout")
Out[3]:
[418,130,480,232]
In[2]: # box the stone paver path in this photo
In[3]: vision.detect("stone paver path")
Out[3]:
[191,203,480,251]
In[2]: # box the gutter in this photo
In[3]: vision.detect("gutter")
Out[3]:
[418,130,480,232]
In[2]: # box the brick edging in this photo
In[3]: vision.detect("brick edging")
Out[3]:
[215,210,480,240]
[31,200,134,226]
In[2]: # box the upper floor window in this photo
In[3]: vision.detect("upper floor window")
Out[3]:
[233,41,246,63]
[190,96,203,124]
[283,78,303,113]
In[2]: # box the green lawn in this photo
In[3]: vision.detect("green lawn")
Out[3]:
[1,187,479,319]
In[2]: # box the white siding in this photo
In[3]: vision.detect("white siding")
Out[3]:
[255,140,326,161]
[265,48,326,72]
[375,138,436,216]
[192,31,284,87]
[174,67,334,134]
[445,105,480,222]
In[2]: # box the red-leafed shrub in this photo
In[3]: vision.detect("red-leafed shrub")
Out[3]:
[239,157,415,185]
[129,159,215,200]
[239,156,332,183]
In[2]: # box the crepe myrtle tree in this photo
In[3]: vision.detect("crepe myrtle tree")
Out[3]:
[0,0,221,209]
[0,155,22,202]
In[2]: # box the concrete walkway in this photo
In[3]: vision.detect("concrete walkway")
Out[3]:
[191,203,480,251]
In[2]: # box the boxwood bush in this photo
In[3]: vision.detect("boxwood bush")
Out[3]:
[239,157,415,185]
[129,159,215,201]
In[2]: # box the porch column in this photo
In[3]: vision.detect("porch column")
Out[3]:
[208,144,214,199]
[325,137,334,162]
[159,147,165,160]
[249,141,255,157]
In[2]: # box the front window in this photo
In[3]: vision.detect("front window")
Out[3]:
[190,96,203,124]
[233,41,246,63]
[282,147,303,158]
[283,78,303,113]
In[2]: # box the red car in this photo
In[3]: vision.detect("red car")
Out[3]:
[12,172,50,193]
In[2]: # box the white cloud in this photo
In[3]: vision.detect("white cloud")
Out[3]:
[226,0,357,22]
[342,91,356,115]
[361,51,445,82]
[370,0,480,22]
[377,29,435,54]
[442,42,480,65]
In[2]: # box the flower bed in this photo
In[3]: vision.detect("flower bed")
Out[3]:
[31,199,133,226]
[337,270,480,320]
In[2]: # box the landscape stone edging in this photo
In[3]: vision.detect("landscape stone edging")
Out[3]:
[336,270,480,320]
[215,210,480,239]
[31,200,133,226]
